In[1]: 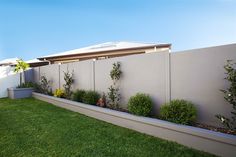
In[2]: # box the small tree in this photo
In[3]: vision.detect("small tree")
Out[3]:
[39,76,52,95]
[107,62,122,109]
[14,59,29,86]
[63,70,74,99]
[216,60,236,130]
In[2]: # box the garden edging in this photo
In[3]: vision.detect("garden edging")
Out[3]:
[32,92,236,157]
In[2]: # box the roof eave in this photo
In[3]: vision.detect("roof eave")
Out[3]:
[38,44,171,61]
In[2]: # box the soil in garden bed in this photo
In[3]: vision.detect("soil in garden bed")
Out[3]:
[194,123,236,135]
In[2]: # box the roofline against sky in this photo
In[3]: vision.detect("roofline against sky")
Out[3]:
[38,43,171,60]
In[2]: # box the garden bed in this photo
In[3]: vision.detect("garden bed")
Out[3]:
[194,123,236,135]
[33,92,236,157]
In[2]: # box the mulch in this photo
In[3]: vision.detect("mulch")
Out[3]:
[194,123,236,135]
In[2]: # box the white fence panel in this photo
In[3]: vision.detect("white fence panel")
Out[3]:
[0,66,20,98]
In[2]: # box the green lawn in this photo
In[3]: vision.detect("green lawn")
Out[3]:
[0,98,216,157]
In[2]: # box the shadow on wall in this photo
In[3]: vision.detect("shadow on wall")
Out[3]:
[0,66,34,98]
[0,66,15,78]
[0,73,20,98]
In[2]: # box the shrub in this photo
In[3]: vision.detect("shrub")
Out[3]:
[54,89,66,98]
[82,91,100,105]
[107,85,120,109]
[110,62,122,81]
[38,76,52,95]
[107,62,122,109]
[17,82,36,88]
[96,93,106,107]
[128,93,153,116]
[72,90,86,102]
[216,60,236,130]
[160,99,197,125]
[63,71,74,99]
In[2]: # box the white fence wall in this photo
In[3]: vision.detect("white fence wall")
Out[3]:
[33,44,236,126]
[39,64,60,92]
[64,60,94,91]
[0,66,20,98]
[171,44,236,126]
[95,52,168,111]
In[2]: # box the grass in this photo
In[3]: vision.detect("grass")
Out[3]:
[0,98,216,157]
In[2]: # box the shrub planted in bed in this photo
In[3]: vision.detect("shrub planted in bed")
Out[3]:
[17,82,36,88]
[82,91,100,105]
[72,90,86,102]
[54,89,66,98]
[128,93,153,116]
[160,99,197,125]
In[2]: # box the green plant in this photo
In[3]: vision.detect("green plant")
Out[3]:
[107,62,122,109]
[38,76,52,95]
[160,99,197,125]
[14,59,29,86]
[107,85,120,109]
[33,83,44,94]
[54,89,66,98]
[63,70,74,99]
[72,89,86,102]
[216,60,236,130]
[110,62,122,81]
[82,90,100,105]
[17,82,35,88]
[96,93,106,107]
[128,93,153,116]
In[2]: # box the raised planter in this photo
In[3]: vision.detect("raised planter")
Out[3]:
[8,88,34,99]
[32,92,236,157]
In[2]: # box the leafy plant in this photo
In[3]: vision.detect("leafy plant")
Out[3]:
[63,71,74,99]
[216,60,236,130]
[72,89,86,102]
[38,76,52,95]
[14,59,29,86]
[54,89,66,98]
[160,99,197,125]
[96,93,106,107]
[128,93,153,116]
[17,82,36,88]
[107,85,120,108]
[110,62,122,82]
[107,62,122,109]
[82,90,100,105]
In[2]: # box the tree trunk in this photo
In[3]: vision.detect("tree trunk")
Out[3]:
[20,73,22,86]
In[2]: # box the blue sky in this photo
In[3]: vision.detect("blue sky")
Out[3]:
[0,0,236,61]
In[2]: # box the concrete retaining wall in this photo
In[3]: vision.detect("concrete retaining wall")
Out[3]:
[33,92,236,157]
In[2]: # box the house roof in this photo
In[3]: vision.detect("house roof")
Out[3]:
[38,41,171,60]
[0,57,19,66]
[26,58,48,64]
[25,58,49,67]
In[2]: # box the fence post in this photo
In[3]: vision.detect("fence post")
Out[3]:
[39,66,41,82]
[58,64,61,89]
[92,59,96,91]
[165,52,171,103]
